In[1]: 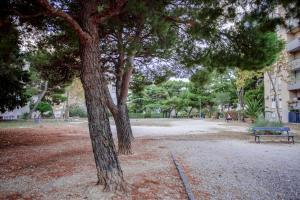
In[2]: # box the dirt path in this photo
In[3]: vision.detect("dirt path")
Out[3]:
[1,119,299,199]
[0,126,186,200]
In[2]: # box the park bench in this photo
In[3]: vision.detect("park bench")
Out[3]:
[252,127,294,144]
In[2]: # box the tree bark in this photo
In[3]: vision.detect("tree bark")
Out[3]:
[78,1,125,192]
[236,87,244,121]
[109,48,134,155]
[111,104,133,155]
[80,40,126,192]
[188,107,193,118]
[113,69,134,154]
[64,90,69,120]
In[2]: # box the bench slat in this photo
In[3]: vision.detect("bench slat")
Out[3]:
[252,127,290,131]
[255,135,293,137]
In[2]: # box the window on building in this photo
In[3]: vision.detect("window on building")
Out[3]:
[277,79,281,91]
[271,97,276,108]
[296,71,300,81]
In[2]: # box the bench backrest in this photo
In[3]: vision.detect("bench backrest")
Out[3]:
[252,127,290,132]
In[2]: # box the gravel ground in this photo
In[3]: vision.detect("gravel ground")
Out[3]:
[111,119,249,138]
[165,139,300,200]
[1,119,300,199]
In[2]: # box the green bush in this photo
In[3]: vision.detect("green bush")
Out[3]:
[251,115,283,135]
[178,110,188,118]
[212,112,220,119]
[128,113,144,118]
[244,97,263,122]
[69,104,87,118]
[144,112,151,118]
[36,101,53,117]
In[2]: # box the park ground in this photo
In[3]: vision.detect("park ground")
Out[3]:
[0,119,300,200]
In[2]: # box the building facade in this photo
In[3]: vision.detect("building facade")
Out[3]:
[264,21,300,123]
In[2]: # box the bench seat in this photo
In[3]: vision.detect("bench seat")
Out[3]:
[253,127,294,144]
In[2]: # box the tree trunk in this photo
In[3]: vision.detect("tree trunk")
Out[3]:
[80,40,126,192]
[240,88,245,121]
[64,90,69,120]
[28,81,48,119]
[267,71,282,123]
[112,104,133,155]
[125,105,134,140]
[236,87,244,121]
[111,52,134,155]
[188,107,193,118]
[79,2,125,191]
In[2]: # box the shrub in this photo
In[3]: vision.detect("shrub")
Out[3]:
[178,110,188,118]
[36,101,53,117]
[244,97,263,122]
[69,104,87,118]
[212,112,220,119]
[128,113,144,119]
[250,115,283,135]
[144,112,151,118]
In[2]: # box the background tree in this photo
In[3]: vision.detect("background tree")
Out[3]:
[264,51,290,123]
[0,16,30,113]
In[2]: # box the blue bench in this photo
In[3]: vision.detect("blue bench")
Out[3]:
[252,127,294,143]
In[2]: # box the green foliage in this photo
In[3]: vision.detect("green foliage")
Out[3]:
[213,92,231,107]
[69,104,87,118]
[244,97,263,121]
[51,93,67,105]
[0,20,30,112]
[245,81,264,103]
[36,101,53,117]
[251,115,283,135]
[253,115,283,127]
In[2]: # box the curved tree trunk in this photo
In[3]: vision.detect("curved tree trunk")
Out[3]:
[110,52,134,155]
[188,107,193,118]
[79,2,125,191]
[125,105,134,140]
[80,40,126,192]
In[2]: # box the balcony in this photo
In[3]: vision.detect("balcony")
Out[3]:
[290,58,300,71]
[287,37,300,53]
[289,101,300,110]
[288,80,300,90]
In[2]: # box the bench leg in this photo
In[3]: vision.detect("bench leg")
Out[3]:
[288,136,295,144]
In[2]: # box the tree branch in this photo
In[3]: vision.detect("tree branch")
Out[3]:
[92,0,127,24]
[120,56,134,103]
[103,84,118,115]
[36,0,90,41]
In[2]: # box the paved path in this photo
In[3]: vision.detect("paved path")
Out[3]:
[166,139,300,200]
[111,119,248,137]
